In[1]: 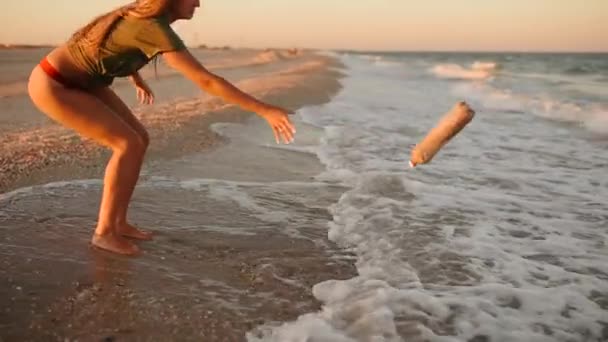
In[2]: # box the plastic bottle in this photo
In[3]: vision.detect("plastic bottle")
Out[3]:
[409,101,475,167]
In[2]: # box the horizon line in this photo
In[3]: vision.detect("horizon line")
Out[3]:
[1,43,606,54]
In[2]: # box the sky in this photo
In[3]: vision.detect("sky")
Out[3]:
[1,0,607,52]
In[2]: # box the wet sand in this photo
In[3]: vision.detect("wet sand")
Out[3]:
[0,50,357,341]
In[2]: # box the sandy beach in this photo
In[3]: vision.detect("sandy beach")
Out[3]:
[0,48,357,341]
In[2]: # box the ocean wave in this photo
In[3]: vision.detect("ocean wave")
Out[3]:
[452,82,608,134]
[431,61,498,80]
[564,65,597,75]
[535,100,608,134]
[507,71,600,87]
[562,82,608,99]
[562,60,608,76]
[358,54,384,62]
[373,60,403,68]
[453,83,523,110]
[353,54,402,67]
[471,61,499,71]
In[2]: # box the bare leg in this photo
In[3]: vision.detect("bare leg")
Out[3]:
[91,87,152,240]
[28,66,144,255]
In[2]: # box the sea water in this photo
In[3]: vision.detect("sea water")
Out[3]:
[247,52,608,341]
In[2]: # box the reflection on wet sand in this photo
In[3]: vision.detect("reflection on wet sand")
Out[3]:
[1,179,355,340]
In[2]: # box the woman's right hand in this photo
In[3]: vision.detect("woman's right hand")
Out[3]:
[260,106,296,144]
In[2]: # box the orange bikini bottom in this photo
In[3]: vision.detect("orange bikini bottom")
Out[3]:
[39,57,80,89]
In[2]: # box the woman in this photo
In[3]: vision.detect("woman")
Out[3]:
[27,0,296,256]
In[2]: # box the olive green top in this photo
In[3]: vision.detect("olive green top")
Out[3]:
[67,15,186,88]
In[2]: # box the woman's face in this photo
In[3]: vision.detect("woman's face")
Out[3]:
[171,0,200,20]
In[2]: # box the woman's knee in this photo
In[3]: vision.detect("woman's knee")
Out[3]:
[111,132,147,156]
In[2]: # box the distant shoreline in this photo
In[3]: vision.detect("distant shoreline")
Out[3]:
[0,44,230,50]
[0,44,56,49]
[0,44,251,51]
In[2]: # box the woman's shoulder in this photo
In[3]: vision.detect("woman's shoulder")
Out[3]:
[123,14,172,28]
[119,14,185,57]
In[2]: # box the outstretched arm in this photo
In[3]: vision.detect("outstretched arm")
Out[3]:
[161,49,295,144]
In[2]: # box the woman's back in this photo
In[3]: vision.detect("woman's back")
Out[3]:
[66,14,186,87]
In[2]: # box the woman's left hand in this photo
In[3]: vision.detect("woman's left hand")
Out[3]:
[135,82,155,105]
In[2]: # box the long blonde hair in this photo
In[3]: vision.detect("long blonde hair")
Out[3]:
[70,0,172,55]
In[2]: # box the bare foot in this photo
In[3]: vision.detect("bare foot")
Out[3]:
[116,222,153,241]
[91,232,140,255]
